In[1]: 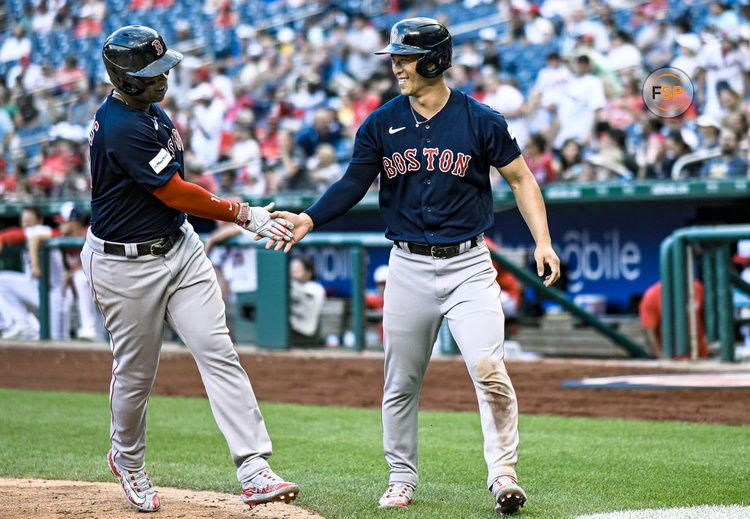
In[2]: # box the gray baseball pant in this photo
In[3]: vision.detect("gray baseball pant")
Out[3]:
[81,221,272,484]
[382,237,519,490]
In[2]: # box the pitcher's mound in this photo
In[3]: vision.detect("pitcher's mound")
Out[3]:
[0,478,324,519]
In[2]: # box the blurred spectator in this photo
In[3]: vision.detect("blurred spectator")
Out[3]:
[276,128,313,191]
[307,143,342,192]
[230,110,262,179]
[203,222,257,339]
[556,138,585,181]
[477,28,501,70]
[700,127,748,178]
[6,55,45,92]
[635,13,675,69]
[707,2,740,34]
[716,80,747,120]
[606,30,642,76]
[524,5,555,45]
[31,138,84,196]
[32,1,56,34]
[696,34,748,119]
[49,202,103,340]
[484,72,528,148]
[552,55,605,149]
[672,32,702,77]
[296,107,343,158]
[601,75,646,131]
[289,256,326,347]
[215,1,239,28]
[726,111,750,151]
[189,83,227,167]
[524,133,557,184]
[0,205,66,339]
[639,279,708,359]
[345,13,382,82]
[0,25,31,64]
[74,0,106,39]
[528,52,571,140]
[54,56,87,94]
[695,114,721,151]
[663,130,696,179]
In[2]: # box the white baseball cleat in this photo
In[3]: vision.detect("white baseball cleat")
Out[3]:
[241,469,299,507]
[107,449,161,512]
[492,476,527,515]
[377,483,415,509]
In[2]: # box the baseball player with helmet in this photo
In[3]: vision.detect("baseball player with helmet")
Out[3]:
[83,25,298,512]
[269,17,560,515]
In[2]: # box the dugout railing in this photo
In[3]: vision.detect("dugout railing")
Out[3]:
[660,225,750,362]
[37,233,650,358]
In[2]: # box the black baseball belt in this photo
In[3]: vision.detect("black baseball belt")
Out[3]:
[395,236,480,259]
[103,228,184,257]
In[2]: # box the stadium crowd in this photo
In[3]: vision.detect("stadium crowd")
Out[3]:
[0,0,749,205]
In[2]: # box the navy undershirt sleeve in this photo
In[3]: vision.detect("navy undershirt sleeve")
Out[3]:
[305,162,380,228]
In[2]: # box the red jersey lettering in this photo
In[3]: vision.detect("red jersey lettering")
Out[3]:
[452,153,471,177]
[404,148,420,171]
[392,152,407,174]
[423,148,438,171]
[382,157,398,178]
[439,149,454,173]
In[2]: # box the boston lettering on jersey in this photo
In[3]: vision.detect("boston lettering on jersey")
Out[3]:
[382,148,472,178]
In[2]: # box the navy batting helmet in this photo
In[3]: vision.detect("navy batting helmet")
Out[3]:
[102,25,183,96]
[375,17,452,78]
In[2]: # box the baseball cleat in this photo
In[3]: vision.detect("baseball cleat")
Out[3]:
[107,449,161,512]
[492,476,527,515]
[241,469,299,507]
[377,483,415,509]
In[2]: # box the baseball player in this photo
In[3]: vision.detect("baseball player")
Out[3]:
[269,18,560,515]
[0,205,66,340]
[83,26,297,513]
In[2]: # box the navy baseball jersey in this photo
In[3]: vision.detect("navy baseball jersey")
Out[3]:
[89,94,186,242]
[353,88,520,244]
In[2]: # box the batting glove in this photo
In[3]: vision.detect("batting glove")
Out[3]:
[235,202,294,241]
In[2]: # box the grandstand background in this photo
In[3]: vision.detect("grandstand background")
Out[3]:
[1,0,750,356]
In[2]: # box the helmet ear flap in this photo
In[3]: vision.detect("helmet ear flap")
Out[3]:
[416,46,452,78]
[120,76,146,96]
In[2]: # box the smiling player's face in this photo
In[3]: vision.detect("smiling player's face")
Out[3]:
[391,54,432,96]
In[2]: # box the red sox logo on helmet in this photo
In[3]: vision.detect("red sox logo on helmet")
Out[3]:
[390,26,398,43]
[152,39,164,56]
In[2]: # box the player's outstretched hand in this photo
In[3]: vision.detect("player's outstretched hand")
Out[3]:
[535,243,560,287]
[237,202,294,241]
[262,211,314,253]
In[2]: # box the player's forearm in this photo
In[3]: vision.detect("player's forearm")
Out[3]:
[513,181,553,247]
[153,172,239,222]
[304,162,378,228]
[503,159,553,246]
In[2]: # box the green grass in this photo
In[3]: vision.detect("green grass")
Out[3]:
[1,388,749,519]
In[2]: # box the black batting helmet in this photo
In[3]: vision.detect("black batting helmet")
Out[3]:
[375,17,452,78]
[102,25,183,96]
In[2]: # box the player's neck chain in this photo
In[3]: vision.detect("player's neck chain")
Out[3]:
[409,102,431,128]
